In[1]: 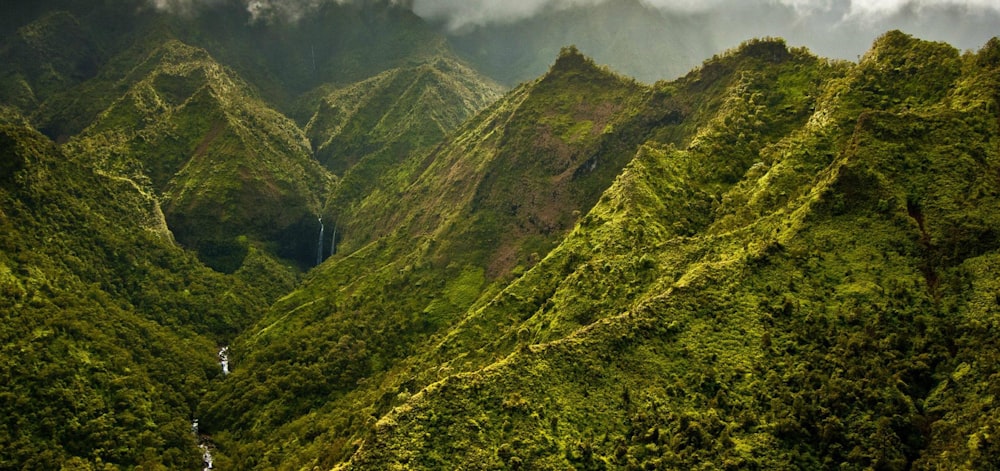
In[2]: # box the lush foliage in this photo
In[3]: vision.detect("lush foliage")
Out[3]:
[333,34,1000,470]
[0,109,269,469]
[3,4,1000,469]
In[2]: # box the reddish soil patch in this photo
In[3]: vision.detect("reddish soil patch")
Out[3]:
[193,120,225,159]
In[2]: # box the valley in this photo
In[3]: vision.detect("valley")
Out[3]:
[2,1,999,469]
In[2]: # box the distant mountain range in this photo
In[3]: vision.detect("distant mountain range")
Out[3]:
[2,1,999,469]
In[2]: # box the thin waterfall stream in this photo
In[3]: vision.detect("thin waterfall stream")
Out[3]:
[316,217,324,266]
[192,346,228,469]
[192,419,214,470]
[219,346,230,375]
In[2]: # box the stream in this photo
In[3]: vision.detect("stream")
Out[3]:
[192,419,214,470]
[191,346,228,469]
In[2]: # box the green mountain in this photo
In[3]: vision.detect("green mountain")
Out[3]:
[1,3,499,272]
[299,53,504,232]
[337,34,1000,469]
[196,46,650,469]
[69,39,334,272]
[0,3,502,469]
[3,2,1000,469]
[204,34,1000,470]
[303,54,503,176]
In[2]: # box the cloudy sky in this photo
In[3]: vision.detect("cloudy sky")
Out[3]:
[412,0,1000,28]
[412,0,1000,59]
[146,0,1000,82]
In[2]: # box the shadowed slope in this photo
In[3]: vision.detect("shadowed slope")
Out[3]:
[69,40,334,272]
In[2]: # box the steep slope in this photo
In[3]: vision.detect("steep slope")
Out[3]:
[198,47,659,469]
[0,6,509,469]
[300,53,503,232]
[68,39,334,272]
[196,41,846,469]
[4,8,999,469]
[1,4,502,274]
[303,54,503,176]
[0,109,267,469]
[337,33,1000,469]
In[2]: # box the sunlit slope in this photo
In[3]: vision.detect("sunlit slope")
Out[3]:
[201,41,843,469]
[200,47,662,469]
[340,33,1000,470]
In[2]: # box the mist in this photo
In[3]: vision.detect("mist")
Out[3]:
[148,0,409,22]
[140,0,1000,84]
[409,0,1000,84]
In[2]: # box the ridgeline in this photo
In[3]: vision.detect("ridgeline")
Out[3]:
[1,2,999,469]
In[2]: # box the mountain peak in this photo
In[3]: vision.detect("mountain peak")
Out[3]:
[547,44,602,76]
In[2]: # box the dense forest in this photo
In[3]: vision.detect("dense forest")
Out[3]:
[2,0,999,469]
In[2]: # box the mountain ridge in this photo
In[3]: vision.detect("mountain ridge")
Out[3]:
[330,33,1000,469]
[66,39,335,272]
[2,4,1000,468]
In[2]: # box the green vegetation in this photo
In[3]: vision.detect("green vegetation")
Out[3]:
[3,4,1000,469]
[325,34,1000,470]
[65,39,335,272]
[0,109,270,469]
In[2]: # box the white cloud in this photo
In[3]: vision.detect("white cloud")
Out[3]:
[148,0,408,22]
[411,0,609,30]
[845,0,1000,19]
[146,0,1000,25]
[412,0,1000,29]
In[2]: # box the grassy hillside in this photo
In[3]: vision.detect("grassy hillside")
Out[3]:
[197,45,658,469]
[1,5,498,274]
[3,4,1000,468]
[300,53,504,249]
[303,54,503,176]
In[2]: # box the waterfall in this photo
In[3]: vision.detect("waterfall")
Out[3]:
[193,419,214,470]
[219,346,229,375]
[316,217,324,266]
[201,444,214,470]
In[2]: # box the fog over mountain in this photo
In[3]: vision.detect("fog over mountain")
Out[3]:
[417,0,1000,83]
[143,0,1000,84]
[415,0,1000,31]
